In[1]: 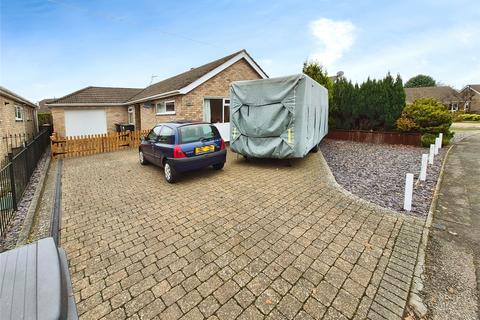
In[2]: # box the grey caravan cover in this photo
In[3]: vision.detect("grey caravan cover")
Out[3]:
[230,74,328,158]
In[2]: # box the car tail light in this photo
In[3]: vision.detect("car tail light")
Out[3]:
[220,139,226,150]
[173,145,186,158]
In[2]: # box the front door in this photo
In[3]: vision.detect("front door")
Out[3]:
[204,98,230,141]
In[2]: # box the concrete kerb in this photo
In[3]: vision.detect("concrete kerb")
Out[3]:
[16,150,52,247]
[408,138,459,317]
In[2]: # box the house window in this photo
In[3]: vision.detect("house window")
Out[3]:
[204,98,230,123]
[450,102,458,112]
[156,100,175,115]
[464,101,470,111]
[127,106,134,124]
[15,105,23,121]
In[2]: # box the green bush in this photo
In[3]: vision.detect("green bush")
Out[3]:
[420,132,453,147]
[398,98,453,146]
[459,113,480,121]
[421,133,436,147]
[37,113,52,125]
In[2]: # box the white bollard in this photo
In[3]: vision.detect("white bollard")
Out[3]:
[439,133,443,148]
[420,154,428,181]
[429,144,435,164]
[434,138,439,155]
[404,173,414,211]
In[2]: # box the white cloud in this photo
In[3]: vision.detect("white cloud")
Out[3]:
[309,18,356,70]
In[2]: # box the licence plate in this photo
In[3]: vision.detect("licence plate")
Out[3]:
[195,145,215,155]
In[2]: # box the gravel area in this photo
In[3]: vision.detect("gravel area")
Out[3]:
[320,139,445,216]
[0,151,50,252]
[28,159,57,243]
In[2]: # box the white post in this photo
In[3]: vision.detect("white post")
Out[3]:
[439,133,443,148]
[429,144,435,164]
[420,154,428,181]
[434,138,439,155]
[404,173,414,211]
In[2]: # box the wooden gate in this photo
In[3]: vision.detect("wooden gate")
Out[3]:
[50,130,150,158]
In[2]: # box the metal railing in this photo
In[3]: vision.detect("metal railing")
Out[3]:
[0,127,52,237]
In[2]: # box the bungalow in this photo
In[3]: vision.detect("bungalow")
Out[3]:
[46,50,268,140]
[0,86,39,161]
[459,84,480,113]
[405,86,462,111]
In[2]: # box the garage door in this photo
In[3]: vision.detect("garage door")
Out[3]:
[64,109,107,137]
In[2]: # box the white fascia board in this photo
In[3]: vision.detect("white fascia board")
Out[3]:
[178,52,268,95]
[125,90,180,104]
[459,85,480,95]
[470,86,480,95]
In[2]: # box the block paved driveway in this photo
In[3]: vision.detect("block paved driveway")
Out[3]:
[60,149,424,320]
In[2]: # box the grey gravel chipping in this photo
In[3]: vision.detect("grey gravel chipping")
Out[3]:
[320,139,445,216]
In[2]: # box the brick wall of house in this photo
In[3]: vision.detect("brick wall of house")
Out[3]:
[106,106,129,132]
[469,93,480,113]
[0,94,37,160]
[139,58,262,130]
[51,106,128,136]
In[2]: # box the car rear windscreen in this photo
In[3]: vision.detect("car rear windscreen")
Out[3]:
[179,124,220,144]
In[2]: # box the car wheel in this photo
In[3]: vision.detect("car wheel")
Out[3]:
[139,150,148,165]
[212,163,225,170]
[164,161,176,183]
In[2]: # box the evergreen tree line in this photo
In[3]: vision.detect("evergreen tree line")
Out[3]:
[331,74,406,131]
[303,62,406,131]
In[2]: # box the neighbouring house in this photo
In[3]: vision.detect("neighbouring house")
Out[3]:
[459,85,480,114]
[405,86,462,111]
[46,49,268,140]
[0,86,39,161]
[38,98,54,114]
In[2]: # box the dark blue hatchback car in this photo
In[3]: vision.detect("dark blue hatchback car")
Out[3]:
[139,122,227,183]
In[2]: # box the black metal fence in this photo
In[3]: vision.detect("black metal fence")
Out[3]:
[0,127,52,237]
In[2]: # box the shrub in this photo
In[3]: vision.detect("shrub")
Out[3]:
[396,116,418,132]
[420,132,453,147]
[459,113,480,121]
[398,98,453,146]
[421,133,436,147]
[37,113,52,125]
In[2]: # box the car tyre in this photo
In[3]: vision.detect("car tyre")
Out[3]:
[164,161,177,183]
[139,150,148,165]
[212,163,225,170]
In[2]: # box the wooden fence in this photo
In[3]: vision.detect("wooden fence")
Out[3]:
[326,129,422,146]
[50,130,150,158]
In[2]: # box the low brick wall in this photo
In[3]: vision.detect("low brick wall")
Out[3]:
[327,129,421,146]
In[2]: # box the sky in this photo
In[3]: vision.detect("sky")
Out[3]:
[1,0,479,102]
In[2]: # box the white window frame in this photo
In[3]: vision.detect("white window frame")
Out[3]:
[464,101,470,111]
[127,106,134,124]
[450,102,458,112]
[15,104,24,121]
[156,100,176,115]
[222,98,230,123]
